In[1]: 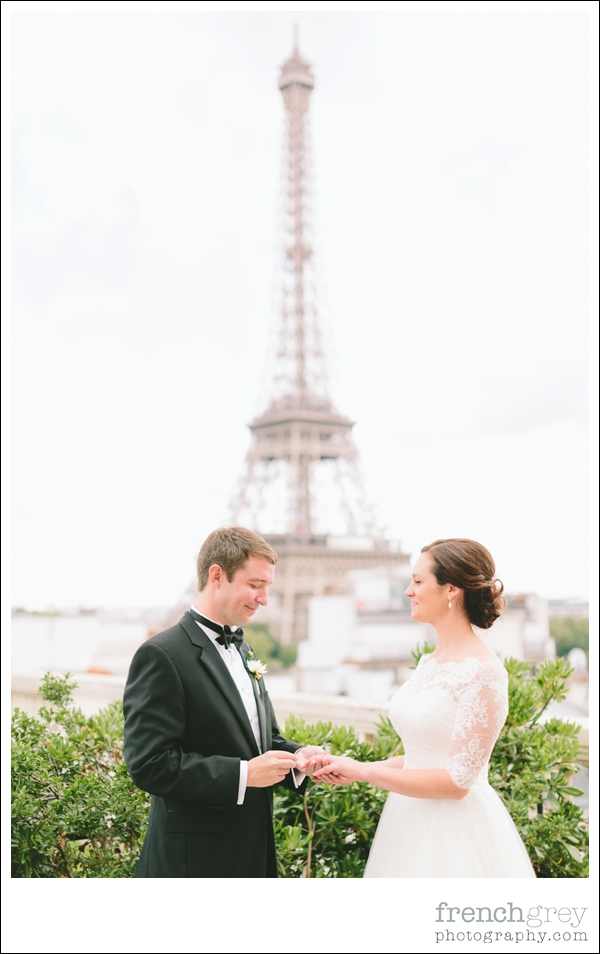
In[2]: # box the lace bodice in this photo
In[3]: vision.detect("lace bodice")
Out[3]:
[389,653,508,789]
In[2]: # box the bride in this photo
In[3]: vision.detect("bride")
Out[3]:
[309,538,536,878]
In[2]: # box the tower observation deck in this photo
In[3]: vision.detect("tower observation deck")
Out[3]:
[228,40,410,643]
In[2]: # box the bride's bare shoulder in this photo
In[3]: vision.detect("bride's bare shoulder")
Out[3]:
[472,647,503,665]
[430,645,503,667]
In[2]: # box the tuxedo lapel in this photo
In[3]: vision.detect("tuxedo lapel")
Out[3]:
[240,639,269,753]
[179,613,259,755]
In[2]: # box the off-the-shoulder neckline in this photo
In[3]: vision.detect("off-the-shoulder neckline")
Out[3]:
[421,652,504,669]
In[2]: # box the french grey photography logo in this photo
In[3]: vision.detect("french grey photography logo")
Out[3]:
[434,902,588,944]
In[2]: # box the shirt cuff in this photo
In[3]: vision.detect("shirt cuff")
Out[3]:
[291,768,306,788]
[237,760,248,804]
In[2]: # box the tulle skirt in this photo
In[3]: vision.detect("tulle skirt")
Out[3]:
[363,781,536,878]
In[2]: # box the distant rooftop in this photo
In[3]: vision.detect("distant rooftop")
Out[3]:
[547,598,589,618]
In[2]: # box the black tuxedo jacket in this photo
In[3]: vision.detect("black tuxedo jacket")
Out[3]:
[123,611,306,878]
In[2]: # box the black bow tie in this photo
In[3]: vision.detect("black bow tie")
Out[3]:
[189,609,244,650]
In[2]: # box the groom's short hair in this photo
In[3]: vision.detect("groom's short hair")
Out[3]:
[197,526,278,591]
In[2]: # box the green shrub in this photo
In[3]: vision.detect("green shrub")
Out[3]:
[11,674,149,878]
[12,658,588,878]
[489,657,588,878]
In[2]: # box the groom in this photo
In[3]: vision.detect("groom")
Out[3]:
[123,526,324,877]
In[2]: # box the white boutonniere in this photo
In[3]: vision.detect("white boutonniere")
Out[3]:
[246,650,267,680]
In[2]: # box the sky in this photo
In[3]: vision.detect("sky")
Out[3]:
[9,2,592,609]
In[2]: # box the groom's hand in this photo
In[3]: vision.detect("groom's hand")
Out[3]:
[247,751,298,788]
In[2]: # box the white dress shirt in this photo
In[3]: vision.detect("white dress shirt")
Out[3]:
[191,609,303,804]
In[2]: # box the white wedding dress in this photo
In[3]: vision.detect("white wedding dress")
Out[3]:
[364,653,536,878]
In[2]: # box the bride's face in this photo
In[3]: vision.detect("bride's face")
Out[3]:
[405,553,448,623]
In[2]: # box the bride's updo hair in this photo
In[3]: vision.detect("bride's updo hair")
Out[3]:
[421,538,505,629]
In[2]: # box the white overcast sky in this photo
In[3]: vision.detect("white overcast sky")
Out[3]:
[9,2,593,609]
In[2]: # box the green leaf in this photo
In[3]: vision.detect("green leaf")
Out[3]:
[565,844,584,862]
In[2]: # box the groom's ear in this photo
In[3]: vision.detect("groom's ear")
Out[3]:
[208,564,225,588]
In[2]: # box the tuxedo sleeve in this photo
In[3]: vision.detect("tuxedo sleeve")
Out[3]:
[264,691,309,796]
[123,641,240,806]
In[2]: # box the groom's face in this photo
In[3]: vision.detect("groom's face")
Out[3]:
[218,555,275,628]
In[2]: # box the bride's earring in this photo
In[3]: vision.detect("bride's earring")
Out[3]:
[448,599,452,608]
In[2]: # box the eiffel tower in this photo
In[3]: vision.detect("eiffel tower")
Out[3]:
[164,38,410,641]
[225,38,410,644]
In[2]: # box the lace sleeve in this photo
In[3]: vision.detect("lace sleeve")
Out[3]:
[447,663,508,790]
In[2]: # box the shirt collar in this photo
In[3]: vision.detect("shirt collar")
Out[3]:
[189,606,240,632]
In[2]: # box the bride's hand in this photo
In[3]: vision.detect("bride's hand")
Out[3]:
[310,755,364,785]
